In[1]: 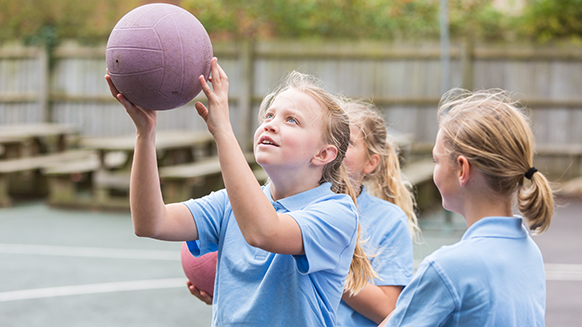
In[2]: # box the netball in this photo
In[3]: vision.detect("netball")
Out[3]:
[180,242,217,296]
[105,3,212,110]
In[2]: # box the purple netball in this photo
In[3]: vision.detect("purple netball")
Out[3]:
[106,3,212,110]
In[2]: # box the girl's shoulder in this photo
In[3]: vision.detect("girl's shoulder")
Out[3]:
[183,188,231,210]
[358,191,407,221]
[425,238,490,276]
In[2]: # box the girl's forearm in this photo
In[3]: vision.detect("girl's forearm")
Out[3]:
[129,134,199,241]
[342,283,401,324]
[213,130,303,254]
[129,133,166,237]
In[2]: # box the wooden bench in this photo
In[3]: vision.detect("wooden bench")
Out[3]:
[401,158,438,213]
[0,149,95,206]
[42,152,128,208]
[402,159,434,186]
[160,153,267,203]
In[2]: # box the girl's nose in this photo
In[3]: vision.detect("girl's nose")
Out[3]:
[263,122,277,132]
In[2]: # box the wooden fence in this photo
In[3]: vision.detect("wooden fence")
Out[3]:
[1,40,582,178]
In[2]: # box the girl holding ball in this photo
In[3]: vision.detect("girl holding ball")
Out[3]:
[106,58,375,326]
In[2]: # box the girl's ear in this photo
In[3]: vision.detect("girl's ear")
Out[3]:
[363,153,380,174]
[457,155,471,186]
[312,145,338,166]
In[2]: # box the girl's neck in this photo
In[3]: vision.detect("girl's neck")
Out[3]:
[267,168,324,201]
[461,193,514,228]
[269,180,322,201]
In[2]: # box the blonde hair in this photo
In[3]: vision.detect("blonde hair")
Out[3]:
[258,71,376,294]
[344,100,421,240]
[437,88,554,234]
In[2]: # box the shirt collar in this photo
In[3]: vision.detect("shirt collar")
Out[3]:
[356,185,371,205]
[263,182,334,211]
[461,216,529,241]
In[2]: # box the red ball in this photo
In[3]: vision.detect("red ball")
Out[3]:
[180,242,217,296]
[106,3,212,110]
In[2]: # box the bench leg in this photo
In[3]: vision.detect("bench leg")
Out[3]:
[162,180,191,203]
[46,175,77,206]
[0,174,12,207]
[189,175,224,199]
[161,175,225,203]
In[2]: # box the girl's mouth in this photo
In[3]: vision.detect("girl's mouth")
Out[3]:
[258,136,278,147]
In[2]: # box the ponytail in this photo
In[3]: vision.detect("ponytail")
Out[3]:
[517,171,554,234]
[344,224,378,295]
[370,137,421,241]
[337,164,378,295]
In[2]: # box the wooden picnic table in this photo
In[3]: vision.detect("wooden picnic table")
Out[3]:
[0,123,79,158]
[80,130,215,169]
[0,123,81,205]
[0,136,25,159]
[49,129,217,209]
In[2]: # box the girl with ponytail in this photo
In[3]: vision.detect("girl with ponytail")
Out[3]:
[337,100,419,326]
[381,89,554,327]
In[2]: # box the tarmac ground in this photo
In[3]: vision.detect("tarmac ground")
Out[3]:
[0,197,580,326]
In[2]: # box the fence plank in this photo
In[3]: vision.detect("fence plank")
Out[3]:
[0,40,581,149]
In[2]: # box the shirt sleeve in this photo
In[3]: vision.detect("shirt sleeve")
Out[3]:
[289,195,358,275]
[372,210,414,287]
[385,259,459,327]
[182,189,229,257]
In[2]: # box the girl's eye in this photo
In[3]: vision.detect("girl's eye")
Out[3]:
[287,117,298,124]
[265,113,274,120]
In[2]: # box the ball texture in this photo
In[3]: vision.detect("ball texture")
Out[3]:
[106,3,212,110]
[181,242,217,296]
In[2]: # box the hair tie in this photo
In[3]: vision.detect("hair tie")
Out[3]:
[525,167,538,180]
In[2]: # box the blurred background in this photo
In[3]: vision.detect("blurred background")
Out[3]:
[0,0,581,326]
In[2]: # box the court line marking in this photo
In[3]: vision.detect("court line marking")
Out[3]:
[545,263,582,281]
[0,244,580,303]
[415,260,582,281]
[0,278,187,302]
[0,243,179,261]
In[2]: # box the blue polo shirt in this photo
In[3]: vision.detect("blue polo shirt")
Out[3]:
[385,216,546,327]
[337,187,413,326]
[183,182,358,327]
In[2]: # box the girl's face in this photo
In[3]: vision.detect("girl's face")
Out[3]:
[432,129,461,213]
[253,88,328,170]
[344,125,377,186]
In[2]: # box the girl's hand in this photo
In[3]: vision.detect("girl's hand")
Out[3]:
[186,280,213,305]
[195,58,231,136]
[105,70,157,135]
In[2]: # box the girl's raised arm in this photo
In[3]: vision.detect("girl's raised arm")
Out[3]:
[105,73,198,242]
[194,58,304,255]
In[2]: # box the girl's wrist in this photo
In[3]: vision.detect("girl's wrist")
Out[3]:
[211,124,236,143]
[136,128,156,143]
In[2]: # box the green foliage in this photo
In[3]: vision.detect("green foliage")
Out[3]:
[448,0,513,41]
[520,0,582,42]
[1,0,581,43]
[181,0,510,41]
[181,0,444,40]
[24,25,58,49]
[0,0,144,45]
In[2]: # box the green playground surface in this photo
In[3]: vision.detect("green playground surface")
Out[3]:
[0,199,580,326]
